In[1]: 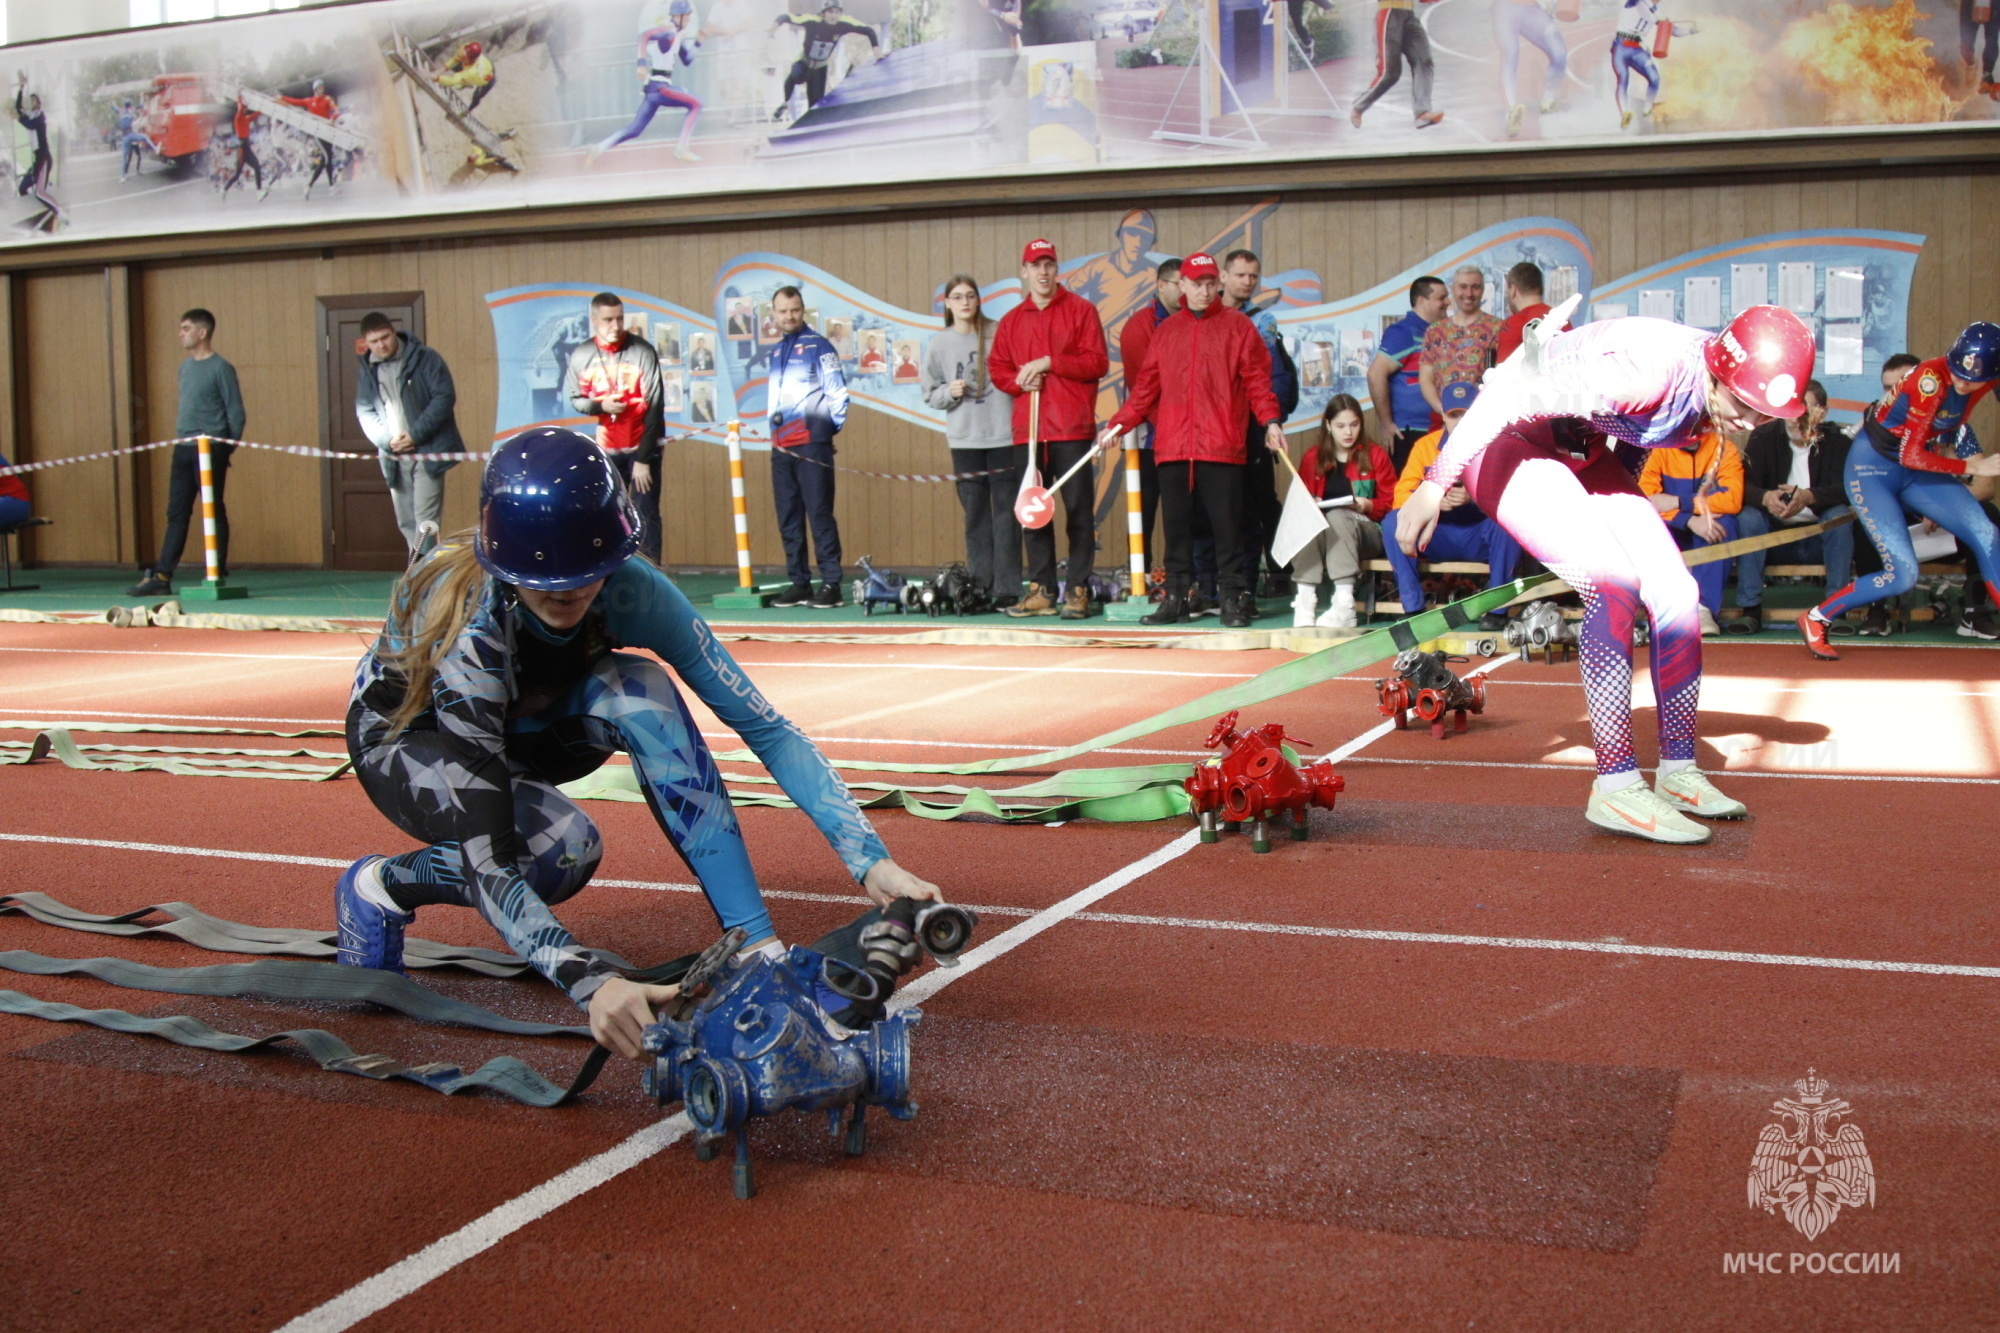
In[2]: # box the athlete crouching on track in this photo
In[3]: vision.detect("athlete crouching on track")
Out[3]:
[336,427,941,1058]
[1396,305,1816,845]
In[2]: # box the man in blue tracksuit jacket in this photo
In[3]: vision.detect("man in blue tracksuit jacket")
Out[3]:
[764,285,851,607]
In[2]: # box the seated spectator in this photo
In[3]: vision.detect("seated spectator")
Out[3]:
[1729,378,1853,634]
[922,273,1021,607]
[1287,393,1395,628]
[1639,427,1744,635]
[1100,251,1284,628]
[1380,380,1521,631]
[0,449,26,529]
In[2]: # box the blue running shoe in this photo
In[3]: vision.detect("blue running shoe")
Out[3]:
[335,855,411,973]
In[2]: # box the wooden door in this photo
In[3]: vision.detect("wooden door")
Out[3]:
[318,292,425,570]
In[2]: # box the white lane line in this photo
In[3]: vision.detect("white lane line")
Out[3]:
[890,828,1202,1010]
[1316,654,1519,764]
[269,823,1204,1331]
[13,831,1997,983]
[743,660,1256,680]
[0,709,349,724]
[272,1115,693,1333]
[0,646,355,663]
[1338,755,2000,785]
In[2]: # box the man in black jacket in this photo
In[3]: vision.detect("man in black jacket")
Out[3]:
[1729,379,1852,633]
[356,313,463,559]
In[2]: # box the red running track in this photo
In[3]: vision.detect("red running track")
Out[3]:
[2,620,1997,1330]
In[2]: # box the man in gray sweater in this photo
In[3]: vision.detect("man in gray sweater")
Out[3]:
[130,308,246,596]
[922,280,1021,604]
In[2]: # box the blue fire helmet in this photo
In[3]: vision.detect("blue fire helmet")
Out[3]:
[476,428,641,590]
[1948,321,2000,385]
[669,0,695,13]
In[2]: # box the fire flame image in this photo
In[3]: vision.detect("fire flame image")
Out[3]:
[1653,17,1771,130]
[1777,0,1961,124]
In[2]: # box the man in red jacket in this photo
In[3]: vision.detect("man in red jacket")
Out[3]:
[1102,252,1286,628]
[991,238,1110,618]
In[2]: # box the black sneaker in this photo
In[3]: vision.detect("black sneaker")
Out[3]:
[1220,591,1256,629]
[770,583,812,608]
[1958,608,2000,640]
[1185,589,1215,618]
[1857,604,1892,637]
[809,583,843,609]
[1140,594,1186,626]
[126,570,172,597]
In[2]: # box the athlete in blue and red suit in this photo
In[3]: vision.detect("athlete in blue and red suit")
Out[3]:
[1798,323,2000,661]
[589,0,705,167]
[1611,0,1695,129]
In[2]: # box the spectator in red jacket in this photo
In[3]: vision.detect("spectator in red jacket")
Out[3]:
[1103,252,1284,628]
[1115,256,1180,571]
[0,449,29,532]
[1495,261,1558,363]
[991,238,1109,619]
[1289,393,1397,627]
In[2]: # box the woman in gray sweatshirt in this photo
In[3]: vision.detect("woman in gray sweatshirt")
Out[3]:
[922,276,1021,606]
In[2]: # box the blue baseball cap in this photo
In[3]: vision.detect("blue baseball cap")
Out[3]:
[1441,381,1478,412]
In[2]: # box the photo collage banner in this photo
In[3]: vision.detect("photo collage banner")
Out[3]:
[2,0,1991,246]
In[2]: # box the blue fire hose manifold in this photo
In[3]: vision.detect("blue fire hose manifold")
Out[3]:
[641,898,977,1198]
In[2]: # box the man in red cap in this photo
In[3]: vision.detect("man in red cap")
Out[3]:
[1396,304,1813,845]
[1101,252,1285,628]
[992,238,1109,618]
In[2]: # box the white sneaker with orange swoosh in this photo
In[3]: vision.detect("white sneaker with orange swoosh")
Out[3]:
[1585,780,1710,844]
[1653,767,1749,820]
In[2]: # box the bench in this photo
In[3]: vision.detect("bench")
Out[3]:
[0,515,50,592]
[1358,558,1488,618]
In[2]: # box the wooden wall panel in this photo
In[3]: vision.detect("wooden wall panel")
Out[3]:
[18,164,2000,572]
[21,270,121,564]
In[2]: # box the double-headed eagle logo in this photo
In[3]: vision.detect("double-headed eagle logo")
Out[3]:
[1747,1069,1876,1241]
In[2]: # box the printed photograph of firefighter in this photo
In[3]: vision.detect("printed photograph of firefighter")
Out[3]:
[654,319,682,364]
[63,28,382,232]
[379,3,568,190]
[663,366,685,412]
[689,330,716,373]
[891,337,921,383]
[691,380,716,422]
[826,315,855,360]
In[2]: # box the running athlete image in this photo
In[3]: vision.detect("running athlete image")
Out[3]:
[337,428,944,1059]
[1611,0,1695,129]
[772,0,879,121]
[589,0,704,165]
[1495,0,1569,139]
[11,73,59,233]
[1349,0,1443,132]
[1396,304,1815,844]
[1797,322,2000,662]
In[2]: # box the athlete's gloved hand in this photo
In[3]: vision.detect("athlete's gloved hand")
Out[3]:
[1396,480,1445,555]
[862,858,942,908]
[589,975,682,1059]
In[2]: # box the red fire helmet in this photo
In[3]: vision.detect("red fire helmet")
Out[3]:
[1704,305,1814,420]
[463,41,483,59]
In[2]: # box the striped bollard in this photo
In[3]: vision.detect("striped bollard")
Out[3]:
[1104,433,1153,621]
[178,434,248,600]
[712,419,770,608]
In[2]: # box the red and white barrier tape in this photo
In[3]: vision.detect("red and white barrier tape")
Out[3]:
[0,436,494,478]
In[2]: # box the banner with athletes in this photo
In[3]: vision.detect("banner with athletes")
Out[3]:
[0,0,1991,247]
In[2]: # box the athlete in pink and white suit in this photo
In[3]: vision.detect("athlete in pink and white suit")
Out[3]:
[1397,306,1814,843]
